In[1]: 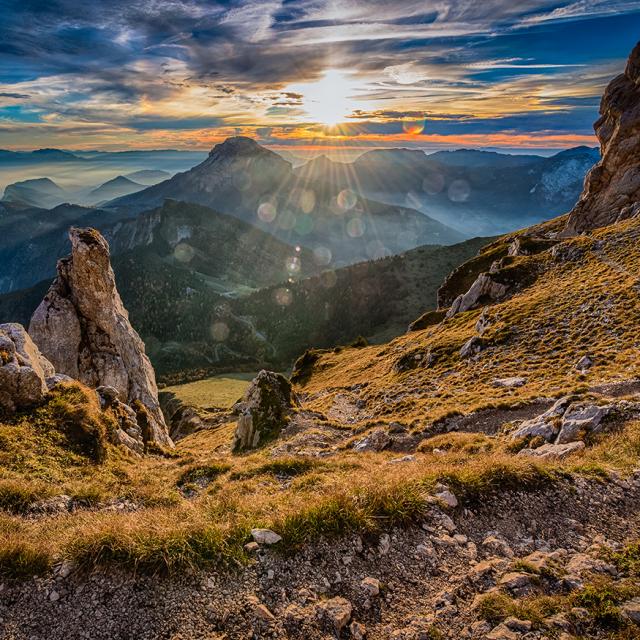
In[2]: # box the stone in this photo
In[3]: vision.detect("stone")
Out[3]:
[96,386,144,455]
[350,621,367,640]
[246,595,275,621]
[556,403,612,444]
[316,597,352,633]
[460,336,485,359]
[485,623,518,640]
[519,441,585,460]
[435,490,458,508]
[492,377,527,388]
[250,528,282,545]
[353,429,391,452]
[48,590,60,603]
[29,228,172,448]
[361,577,380,597]
[0,323,55,414]
[504,617,532,633]
[232,370,298,451]
[510,396,573,442]
[446,273,509,318]
[621,597,640,625]
[482,535,514,558]
[244,541,260,553]
[158,391,204,441]
[499,572,534,594]
[565,553,616,577]
[575,355,593,372]
[564,42,640,234]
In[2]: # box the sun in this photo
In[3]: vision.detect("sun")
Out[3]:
[292,70,358,126]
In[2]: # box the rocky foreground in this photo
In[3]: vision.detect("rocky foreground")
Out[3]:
[2,474,640,639]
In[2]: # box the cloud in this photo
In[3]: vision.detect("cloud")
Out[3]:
[0,0,638,149]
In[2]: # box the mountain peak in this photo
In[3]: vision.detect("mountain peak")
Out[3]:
[208,136,267,158]
[564,41,640,234]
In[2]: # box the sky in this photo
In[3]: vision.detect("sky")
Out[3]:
[0,0,639,153]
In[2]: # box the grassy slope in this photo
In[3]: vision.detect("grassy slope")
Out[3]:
[163,373,255,409]
[298,216,640,426]
[2,215,640,599]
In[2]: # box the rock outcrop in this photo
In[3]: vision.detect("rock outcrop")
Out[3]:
[0,322,55,414]
[564,41,640,234]
[446,273,509,318]
[232,370,299,452]
[29,228,172,448]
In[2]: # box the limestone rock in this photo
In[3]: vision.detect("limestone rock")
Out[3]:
[232,370,298,451]
[96,386,144,455]
[29,228,172,448]
[493,377,527,388]
[564,42,640,234]
[510,396,573,442]
[460,336,484,359]
[0,323,55,414]
[446,273,509,318]
[251,528,282,545]
[556,403,612,444]
[316,596,352,633]
[519,441,585,460]
[621,597,640,625]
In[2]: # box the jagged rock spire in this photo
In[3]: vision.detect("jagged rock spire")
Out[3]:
[29,227,173,448]
[564,41,640,234]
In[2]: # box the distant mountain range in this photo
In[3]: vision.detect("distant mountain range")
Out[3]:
[0,137,601,377]
[107,137,464,264]
[296,145,600,236]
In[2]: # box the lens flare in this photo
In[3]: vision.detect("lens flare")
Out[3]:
[257,202,277,222]
[274,287,293,306]
[448,179,471,202]
[299,189,316,214]
[286,256,301,275]
[337,189,357,211]
[347,217,365,238]
[210,321,230,342]
[174,242,195,263]
[313,246,332,266]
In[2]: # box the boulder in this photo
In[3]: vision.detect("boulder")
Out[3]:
[556,403,612,444]
[316,597,352,634]
[510,396,573,442]
[446,273,508,319]
[96,386,144,455]
[564,42,640,234]
[519,441,585,460]
[460,336,484,358]
[232,370,298,451]
[493,377,527,388]
[0,323,55,414]
[29,228,172,448]
[621,598,640,625]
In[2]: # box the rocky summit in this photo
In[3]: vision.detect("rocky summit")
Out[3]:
[564,41,640,234]
[28,227,172,448]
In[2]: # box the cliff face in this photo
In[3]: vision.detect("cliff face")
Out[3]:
[564,41,640,234]
[29,227,173,448]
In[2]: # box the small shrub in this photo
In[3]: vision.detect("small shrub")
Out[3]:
[231,457,319,480]
[0,480,51,514]
[0,542,52,578]
[177,463,231,487]
[46,383,110,462]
